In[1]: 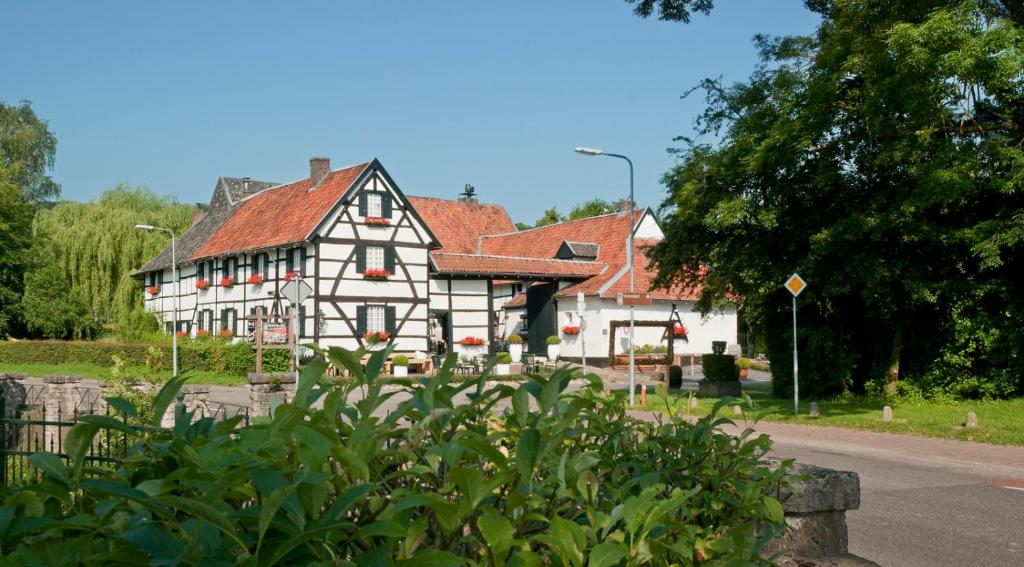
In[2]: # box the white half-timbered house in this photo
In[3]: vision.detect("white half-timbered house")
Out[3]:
[136,156,739,364]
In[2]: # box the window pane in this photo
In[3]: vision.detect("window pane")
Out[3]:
[367,306,385,333]
[367,193,382,217]
[367,246,384,270]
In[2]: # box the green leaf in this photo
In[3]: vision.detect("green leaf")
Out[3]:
[104,396,137,418]
[149,374,188,428]
[763,495,785,524]
[587,542,626,567]
[63,421,100,478]
[515,428,540,480]
[478,506,515,555]
[512,385,530,428]
[28,452,71,486]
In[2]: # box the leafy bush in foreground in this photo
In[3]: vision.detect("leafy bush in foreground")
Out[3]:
[0,346,791,565]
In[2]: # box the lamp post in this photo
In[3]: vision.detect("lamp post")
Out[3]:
[575,147,636,405]
[135,224,178,377]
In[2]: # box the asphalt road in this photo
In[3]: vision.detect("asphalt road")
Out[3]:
[755,422,1024,567]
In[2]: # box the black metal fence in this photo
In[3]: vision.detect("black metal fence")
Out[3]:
[0,391,252,485]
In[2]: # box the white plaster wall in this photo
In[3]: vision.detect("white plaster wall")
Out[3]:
[633,211,663,239]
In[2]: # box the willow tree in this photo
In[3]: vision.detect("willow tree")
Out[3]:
[28,185,192,328]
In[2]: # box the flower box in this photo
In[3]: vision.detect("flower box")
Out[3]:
[459,337,486,346]
[175,330,187,337]
[197,329,210,338]
[363,269,390,280]
[196,279,210,291]
[364,216,391,226]
[673,325,688,338]
[363,331,390,343]
[285,271,300,281]
[562,325,581,335]
[220,276,235,288]
[220,329,234,339]
[146,285,160,296]
[248,274,263,285]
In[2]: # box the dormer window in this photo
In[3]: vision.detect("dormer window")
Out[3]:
[556,241,600,261]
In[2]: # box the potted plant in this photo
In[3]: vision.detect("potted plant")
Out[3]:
[220,276,235,289]
[248,274,263,286]
[459,336,487,357]
[146,285,160,296]
[673,324,688,339]
[546,335,561,360]
[508,334,524,363]
[495,352,512,376]
[392,354,409,377]
[698,341,742,397]
[196,279,210,291]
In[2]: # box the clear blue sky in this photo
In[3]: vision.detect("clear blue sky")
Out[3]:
[3,1,818,225]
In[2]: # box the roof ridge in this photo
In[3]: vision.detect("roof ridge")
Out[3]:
[235,161,371,204]
[480,209,642,239]
[407,194,507,208]
[432,251,606,265]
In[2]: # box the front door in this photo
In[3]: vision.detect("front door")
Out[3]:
[526,283,557,354]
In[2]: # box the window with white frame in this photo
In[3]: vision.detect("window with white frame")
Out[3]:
[366,246,385,271]
[366,193,383,217]
[367,305,386,333]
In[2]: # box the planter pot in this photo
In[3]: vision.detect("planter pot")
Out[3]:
[496,363,511,376]
[393,365,408,377]
[509,343,523,362]
[460,344,487,358]
[697,380,742,397]
[547,344,560,360]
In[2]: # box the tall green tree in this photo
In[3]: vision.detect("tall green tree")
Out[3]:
[28,185,192,327]
[567,198,618,220]
[648,0,1024,398]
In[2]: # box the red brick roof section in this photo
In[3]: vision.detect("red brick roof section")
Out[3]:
[194,163,368,259]
[406,196,516,253]
[554,238,701,301]
[480,211,639,261]
[430,253,606,279]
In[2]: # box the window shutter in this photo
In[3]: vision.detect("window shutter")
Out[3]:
[385,306,397,335]
[356,306,367,335]
[381,192,392,218]
[233,257,240,281]
[286,250,294,273]
[300,247,307,274]
[298,305,306,337]
[262,254,269,278]
[220,309,228,330]
[358,192,368,217]
[384,246,396,273]
[355,246,366,273]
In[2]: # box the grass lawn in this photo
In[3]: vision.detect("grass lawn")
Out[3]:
[0,362,247,386]
[639,389,1024,446]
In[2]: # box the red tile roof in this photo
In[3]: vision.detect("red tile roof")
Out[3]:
[431,253,606,279]
[406,196,516,253]
[554,239,701,301]
[194,163,368,258]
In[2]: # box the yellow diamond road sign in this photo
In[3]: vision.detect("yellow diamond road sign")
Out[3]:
[785,274,807,297]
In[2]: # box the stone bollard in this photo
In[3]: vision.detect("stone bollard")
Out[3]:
[766,463,862,561]
[689,396,699,410]
[732,404,743,415]
[249,373,297,417]
[965,411,978,428]
[809,402,820,418]
[43,376,82,452]
[881,405,893,422]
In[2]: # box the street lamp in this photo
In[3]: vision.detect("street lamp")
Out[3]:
[574,146,637,405]
[135,224,178,377]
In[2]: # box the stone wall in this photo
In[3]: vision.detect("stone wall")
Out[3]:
[248,373,297,417]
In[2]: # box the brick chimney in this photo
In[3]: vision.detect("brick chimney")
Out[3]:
[617,198,632,214]
[192,204,206,226]
[310,157,330,187]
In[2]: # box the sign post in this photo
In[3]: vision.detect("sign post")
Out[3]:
[784,274,807,415]
[280,276,313,378]
[577,292,587,375]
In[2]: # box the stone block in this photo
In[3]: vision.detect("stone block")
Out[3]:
[881,405,893,421]
[697,380,742,397]
[965,411,978,428]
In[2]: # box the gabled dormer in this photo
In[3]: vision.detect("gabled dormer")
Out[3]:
[555,240,600,261]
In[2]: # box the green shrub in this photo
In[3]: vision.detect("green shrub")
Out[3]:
[1,347,791,564]
[508,334,523,344]
[711,340,727,355]
[224,342,255,376]
[0,340,152,366]
[114,307,163,342]
[261,348,292,373]
[738,357,771,372]
[703,353,739,382]
[496,351,512,364]
[546,335,561,345]
[392,354,409,366]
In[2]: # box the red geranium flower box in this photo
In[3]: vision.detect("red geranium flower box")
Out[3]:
[175,330,187,337]
[220,328,234,339]
[220,276,235,288]
[146,285,160,296]
[363,331,390,342]
[459,337,486,346]
[562,326,581,335]
[285,271,300,281]
[364,216,391,226]
[248,274,263,285]
[196,279,210,290]
[197,329,210,338]
[363,269,390,280]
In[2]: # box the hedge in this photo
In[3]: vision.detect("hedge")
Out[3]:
[0,340,291,376]
[702,353,739,382]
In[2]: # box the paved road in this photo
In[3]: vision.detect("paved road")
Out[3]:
[729,420,1024,567]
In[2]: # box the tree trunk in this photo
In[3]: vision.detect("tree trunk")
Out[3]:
[885,326,903,396]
